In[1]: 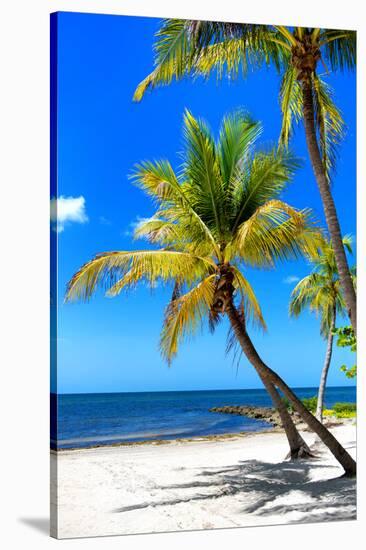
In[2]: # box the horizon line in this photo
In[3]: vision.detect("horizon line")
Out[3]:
[52,384,356,397]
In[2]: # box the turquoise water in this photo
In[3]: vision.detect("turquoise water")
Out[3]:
[51,386,356,450]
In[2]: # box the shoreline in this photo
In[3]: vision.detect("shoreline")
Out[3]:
[51,426,279,453]
[51,416,355,453]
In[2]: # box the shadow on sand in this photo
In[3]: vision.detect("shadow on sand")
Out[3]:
[114,453,356,523]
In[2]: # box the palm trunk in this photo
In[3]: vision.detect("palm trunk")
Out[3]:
[213,267,311,458]
[301,77,357,334]
[260,377,313,459]
[316,306,336,423]
[226,301,356,476]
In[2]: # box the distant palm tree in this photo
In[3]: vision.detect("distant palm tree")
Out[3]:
[134,21,357,334]
[290,236,355,422]
[66,110,355,476]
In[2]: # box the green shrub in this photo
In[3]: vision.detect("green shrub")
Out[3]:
[281,397,293,412]
[333,326,357,379]
[322,405,356,419]
[340,364,357,379]
[334,410,356,419]
[333,402,356,414]
[301,395,318,413]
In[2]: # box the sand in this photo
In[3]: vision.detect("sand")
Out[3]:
[51,423,356,539]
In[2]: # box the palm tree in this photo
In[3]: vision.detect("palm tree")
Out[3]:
[133,21,357,334]
[66,110,355,476]
[290,236,355,422]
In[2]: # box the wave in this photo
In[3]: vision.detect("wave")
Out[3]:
[59,427,196,445]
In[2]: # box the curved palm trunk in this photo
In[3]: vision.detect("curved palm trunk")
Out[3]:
[301,77,357,334]
[213,268,311,458]
[226,301,356,476]
[260,377,313,459]
[316,306,336,423]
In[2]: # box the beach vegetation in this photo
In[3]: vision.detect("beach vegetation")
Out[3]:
[333,325,357,378]
[318,403,356,419]
[333,410,356,419]
[301,396,318,413]
[333,402,356,414]
[281,397,294,412]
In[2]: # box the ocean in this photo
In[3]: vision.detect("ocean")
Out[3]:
[51,386,356,450]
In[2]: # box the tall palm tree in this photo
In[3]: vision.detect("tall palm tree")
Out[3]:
[290,236,355,422]
[66,111,355,476]
[133,21,357,333]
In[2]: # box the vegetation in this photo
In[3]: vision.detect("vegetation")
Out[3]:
[333,325,357,378]
[308,401,356,419]
[66,110,356,475]
[289,236,355,422]
[134,22,357,333]
[301,396,318,413]
[333,411,356,419]
[324,403,356,419]
[281,397,293,412]
[333,402,356,414]
[340,365,357,379]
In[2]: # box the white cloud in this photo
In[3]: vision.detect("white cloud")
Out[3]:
[50,195,88,232]
[122,215,149,237]
[283,275,300,285]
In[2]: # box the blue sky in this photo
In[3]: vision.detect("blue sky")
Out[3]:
[53,12,356,394]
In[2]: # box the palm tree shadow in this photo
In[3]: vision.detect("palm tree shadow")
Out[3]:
[223,460,356,519]
[114,457,356,523]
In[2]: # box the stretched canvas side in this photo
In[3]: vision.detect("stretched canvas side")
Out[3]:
[50,11,59,539]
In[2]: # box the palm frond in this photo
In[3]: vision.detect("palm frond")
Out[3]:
[290,272,328,317]
[194,38,261,79]
[341,234,353,255]
[231,266,266,329]
[312,74,344,181]
[160,274,216,363]
[134,20,253,101]
[311,28,321,44]
[133,19,193,101]
[230,148,301,231]
[134,214,217,258]
[234,200,314,267]
[193,25,289,74]
[320,29,356,71]
[208,307,222,333]
[182,110,224,237]
[130,159,182,204]
[130,155,221,257]
[275,26,298,48]
[309,234,353,272]
[279,64,302,146]
[134,21,292,101]
[217,111,262,190]
[290,272,338,337]
[65,250,215,302]
[133,217,181,244]
[289,234,353,336]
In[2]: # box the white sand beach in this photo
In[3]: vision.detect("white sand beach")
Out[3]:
[51,423,356,539]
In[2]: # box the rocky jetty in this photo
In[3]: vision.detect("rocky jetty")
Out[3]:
[209,405,303,428]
